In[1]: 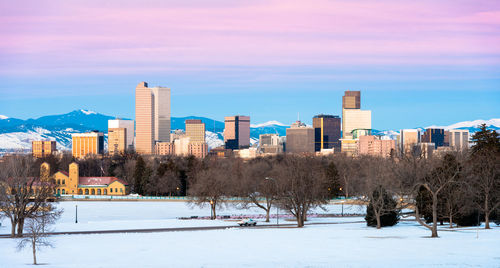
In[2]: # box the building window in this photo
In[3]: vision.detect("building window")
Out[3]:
[85,189,89,195]
[120,188,123,193]
[110,188,113,193]
[78,189,82,195]
[91,189,95,195]
[97,189,101,195]
[57,179,60,185]
[115,188,118,193]
[57,189,60,195]
[62,180,65,185]
[104,189,107,195]
[62,189,65,194]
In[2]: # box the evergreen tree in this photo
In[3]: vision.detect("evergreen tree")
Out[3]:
[325,162,342,198]
[365,186,399,227]
[470,124,500,155]
[133,156,146,195]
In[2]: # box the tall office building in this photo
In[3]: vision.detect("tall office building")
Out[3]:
[185,119,205,143]
[135,82,171,154]
[421,128,445,149]
[313,114,341,152]
[32,140,57,158]
[72,131,104,158]
[342,109,371,139]
[151,86,171,142]
[400,129,421,154]
[108,128,126,155]
[108,119,134,150]
[448,129,469,151]
[342,91,360,109]
[285,120,315,154]
[224,116,250,150]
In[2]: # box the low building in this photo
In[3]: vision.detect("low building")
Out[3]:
[155,142,175,155]
[259,134,284,154]
[51,162,129,195]
[208,147,233,158]
[358,136,396,158]
[236,148,258,159]
[340,139,358,156]
[72,131,104,159]
[188,141,209,158]
[32,140,57,158]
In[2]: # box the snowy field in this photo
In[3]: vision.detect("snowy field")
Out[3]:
[0,201,499,267]
[0,201,365,233]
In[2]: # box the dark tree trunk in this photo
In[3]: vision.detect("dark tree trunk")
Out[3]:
[17,218,25,237]
[431,194,438,238]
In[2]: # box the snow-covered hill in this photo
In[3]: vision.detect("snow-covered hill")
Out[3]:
[0,109,497,152]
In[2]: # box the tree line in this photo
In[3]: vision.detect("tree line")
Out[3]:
[0,125,498,238]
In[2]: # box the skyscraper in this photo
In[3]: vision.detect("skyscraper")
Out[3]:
[135,82,171,154]
[151,86,171,143]
[342,91,360,109]
[32,140,57,158]
[135,82,154,154]
[313,114,341,152]
[224,116,250,150]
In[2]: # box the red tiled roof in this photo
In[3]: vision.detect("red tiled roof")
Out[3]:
[79,177,128,186]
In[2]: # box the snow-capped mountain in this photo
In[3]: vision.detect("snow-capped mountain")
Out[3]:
[0,109,498,152]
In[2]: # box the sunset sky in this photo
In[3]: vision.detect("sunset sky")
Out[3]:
[1,0,499,129]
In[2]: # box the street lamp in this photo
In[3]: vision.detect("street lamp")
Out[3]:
[264,177,279,227]
[210,200,214,220]
[75,205,78,223]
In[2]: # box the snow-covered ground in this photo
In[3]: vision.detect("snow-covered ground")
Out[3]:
[0,201,365,234]
[0,201,498,267]
[1,221,499,267]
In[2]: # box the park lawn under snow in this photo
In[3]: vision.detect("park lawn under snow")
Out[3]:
[0,201,365,234]
[1,221,499,267]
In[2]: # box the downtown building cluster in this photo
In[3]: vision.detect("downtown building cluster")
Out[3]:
[31,84,470,160]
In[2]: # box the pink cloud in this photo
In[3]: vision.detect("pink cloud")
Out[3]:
[1,0,499,75]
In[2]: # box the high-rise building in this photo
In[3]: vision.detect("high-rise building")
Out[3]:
[342,91,360,109]
[400,129,421,154]
[224,116,250,150]
[108,119,134,150]
[313,114,341,152]
[185,119,205,143]
[342,109,371,139]
[135,82,154,154]
[421,128,445,149]
[358,136,396,158]
[135,82,171,154]
[72,131,104,158]
[32,140,57,158]
[108,128,126,155]
[448,129,469,151]
[151,86,171,143]
[174,136,191,156]
[285,121,315,154]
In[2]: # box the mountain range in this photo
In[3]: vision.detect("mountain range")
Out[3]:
[0,109,498,152]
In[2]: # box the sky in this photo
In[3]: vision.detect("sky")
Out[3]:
[0,0,499,130]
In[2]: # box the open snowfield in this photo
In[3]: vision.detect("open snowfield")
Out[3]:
[0,201,364,233]
[0,201,499,267]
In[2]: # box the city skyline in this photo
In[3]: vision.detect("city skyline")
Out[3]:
[1,0,499,129]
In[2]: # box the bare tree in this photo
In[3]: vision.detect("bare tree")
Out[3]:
[0,155,56,237]
[17,204,62,265]
[237,158,277,222]
[414,154,461,237]
[468,150,500,229]
[188,158,232,219]
[273,156,331,227]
